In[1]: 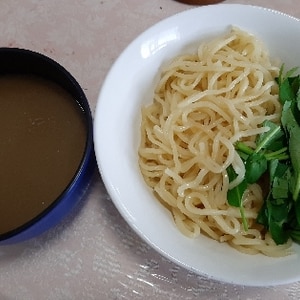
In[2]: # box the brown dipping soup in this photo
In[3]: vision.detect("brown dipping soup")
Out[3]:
[0,74,87,235]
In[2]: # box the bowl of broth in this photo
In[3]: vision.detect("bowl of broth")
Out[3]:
[0,48,94,245]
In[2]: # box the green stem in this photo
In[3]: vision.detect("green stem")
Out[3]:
[240,206,248,231]
[235,142,254,155]
[255,126,282,153]
[265,147,289,161]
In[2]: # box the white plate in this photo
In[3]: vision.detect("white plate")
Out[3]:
[94,4,300,286]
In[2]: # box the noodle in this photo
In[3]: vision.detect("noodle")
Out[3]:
[138,27,291,257]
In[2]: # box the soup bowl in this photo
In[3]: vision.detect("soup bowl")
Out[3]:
[0,48,94,245]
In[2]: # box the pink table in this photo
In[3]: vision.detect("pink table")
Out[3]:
[1,1,300,299]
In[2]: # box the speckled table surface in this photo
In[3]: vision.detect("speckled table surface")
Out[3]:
[1,1,300,299]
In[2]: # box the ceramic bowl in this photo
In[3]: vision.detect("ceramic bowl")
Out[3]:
[94,4,300,286]
[0,48,94,245]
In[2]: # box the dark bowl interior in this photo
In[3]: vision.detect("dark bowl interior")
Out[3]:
[0,48,95,245]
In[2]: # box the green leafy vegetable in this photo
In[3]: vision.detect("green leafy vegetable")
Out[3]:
[256,120,286,152]
[245,152,267,184]
[277,65,299,105]
[227,165,248,231]
[227,65,300,245]
[281,102,300,201]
